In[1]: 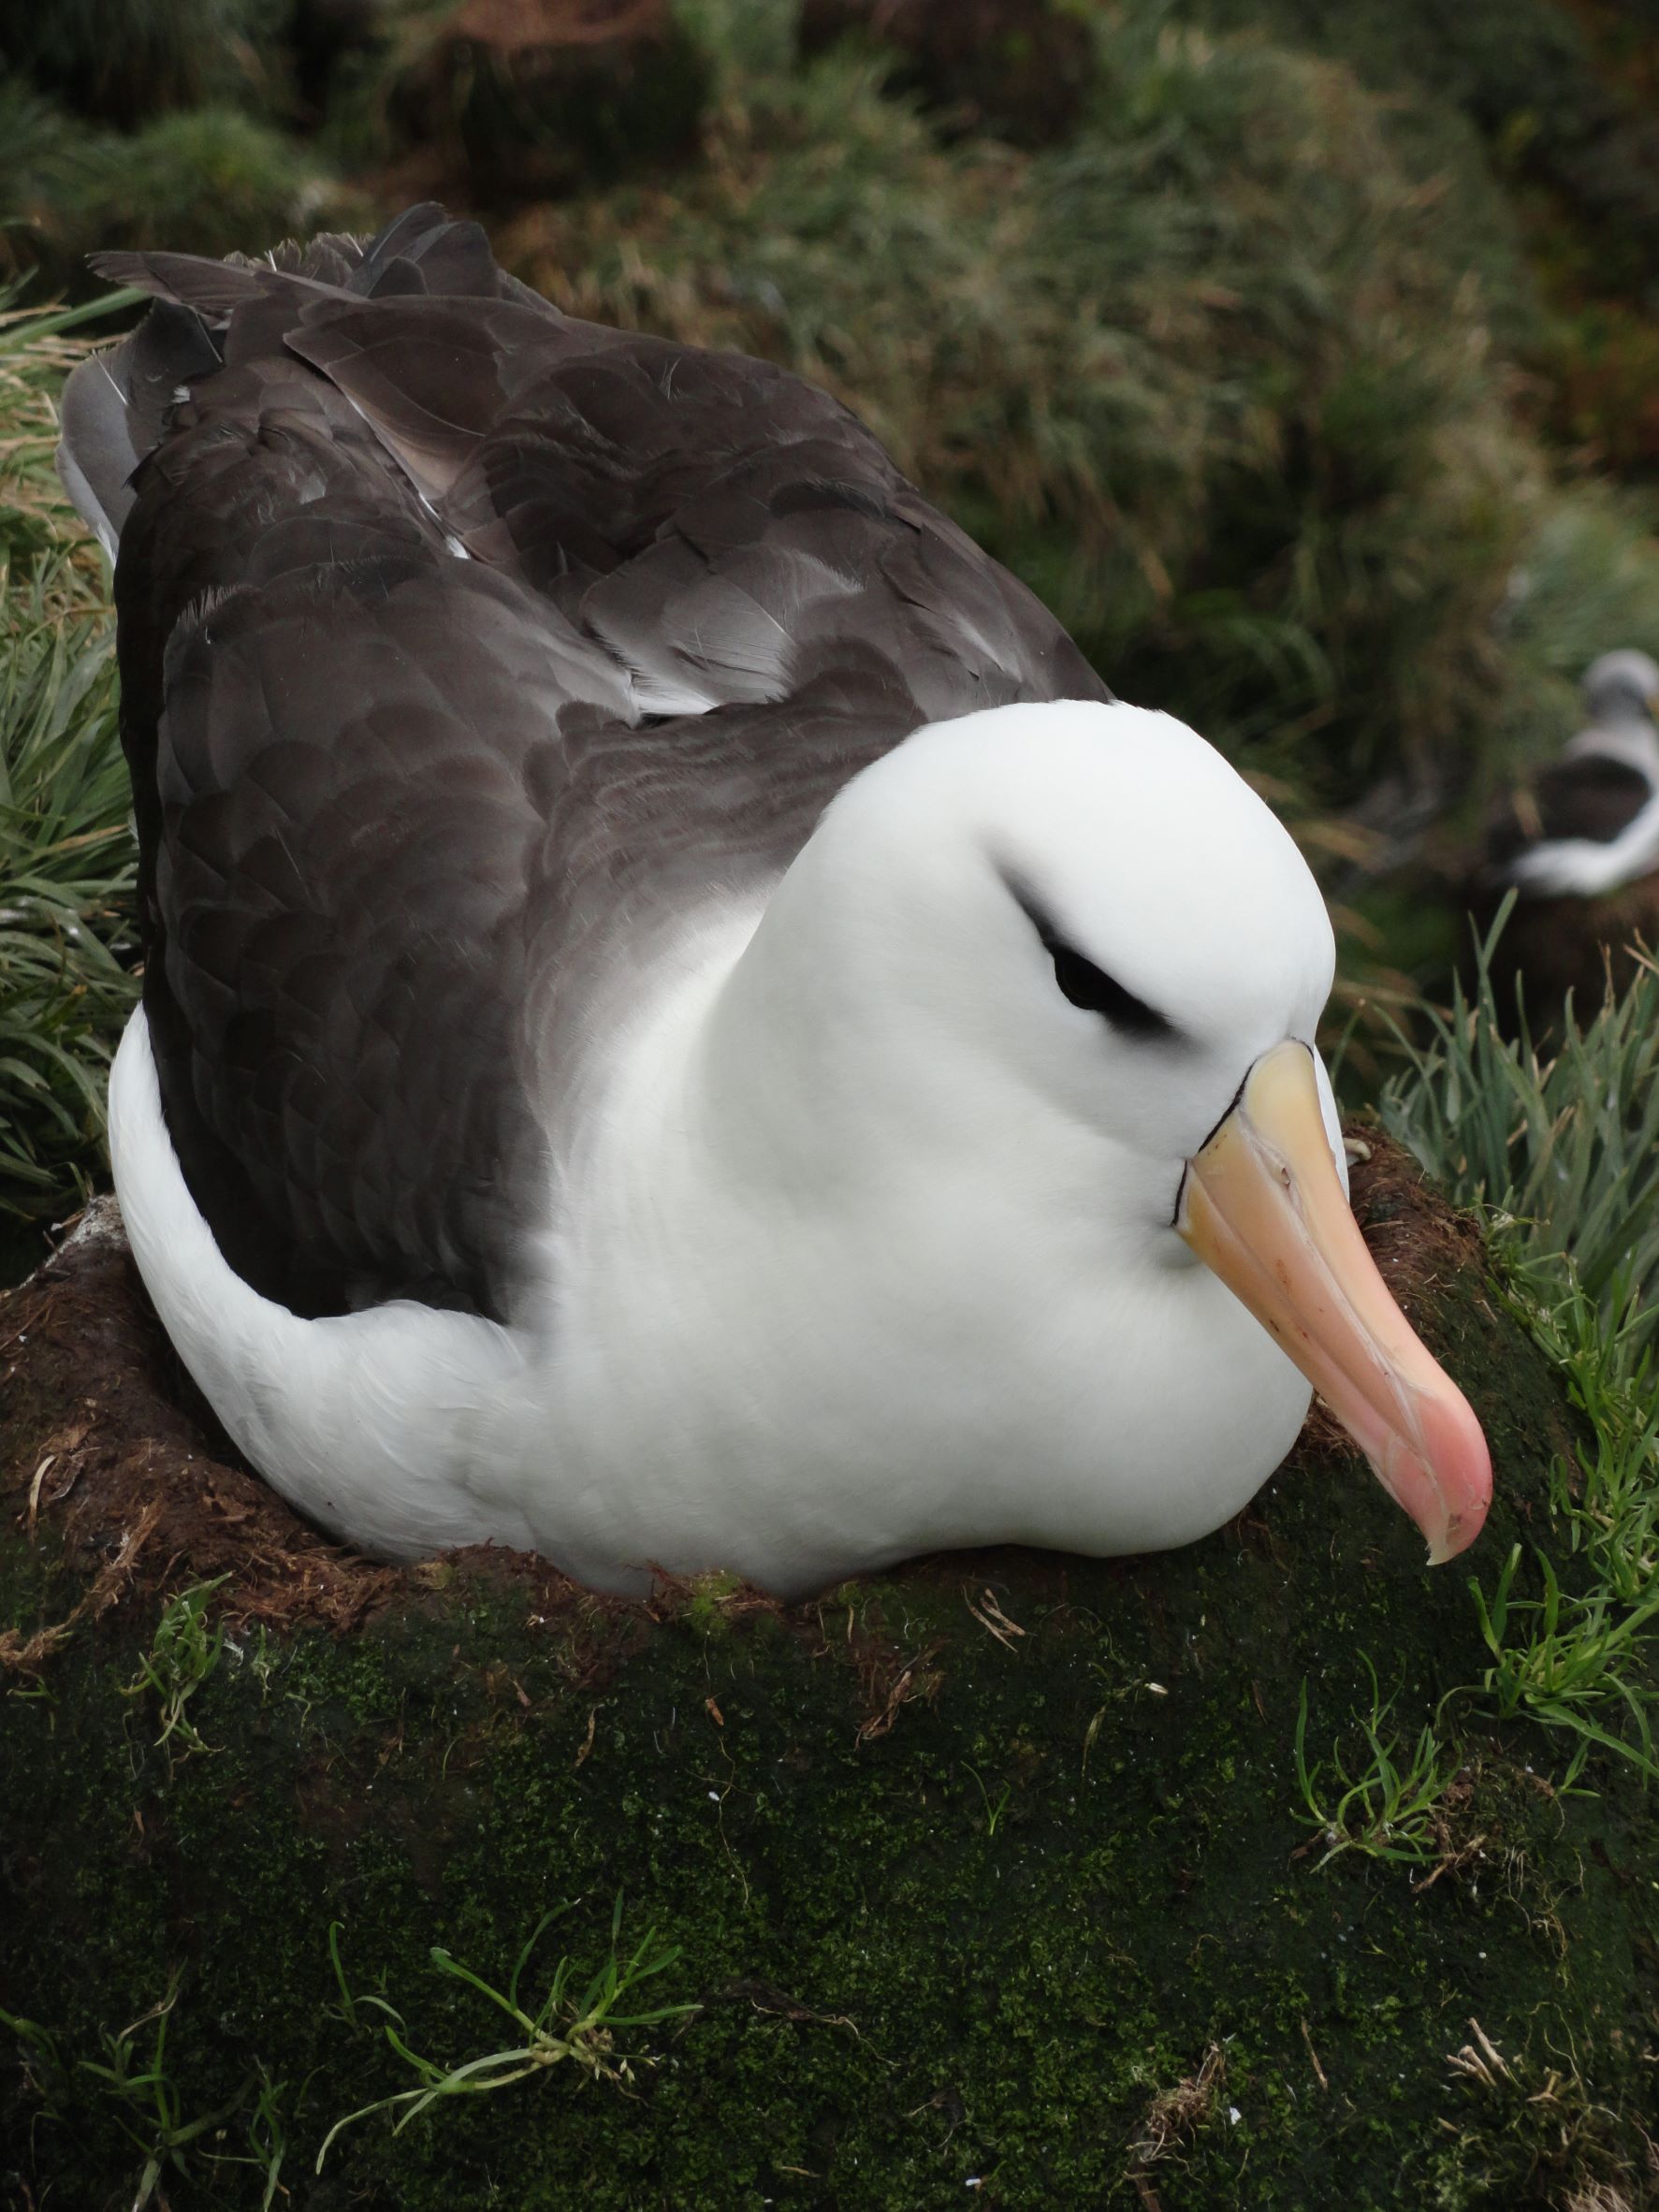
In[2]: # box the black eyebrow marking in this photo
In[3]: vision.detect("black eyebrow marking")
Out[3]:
[1007,880,1178,1041]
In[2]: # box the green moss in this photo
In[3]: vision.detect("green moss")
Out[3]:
[3,1230,1656,2208]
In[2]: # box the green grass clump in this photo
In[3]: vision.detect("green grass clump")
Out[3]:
[1379,915,1659,1782]
[0,303,138,1233]
[1471,1541,1659,1786]
[0,562,134,1225]
[319,1897,696,2169]
[4,105,354,290]
[2,0,290,130]
[76,1972,263,2212]
[1379,907,1659,1334]
[1292,1661,1459,1871]
[10,1971,292,2212]
[1163,0,1659,488]
[65,106,348,263]
[123,1579,231,1757]
[0,84,99,297]
[1169,0,1659,296]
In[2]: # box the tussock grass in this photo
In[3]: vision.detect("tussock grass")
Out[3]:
[3,104,352,293]
[493,8,1659,926]
[0,566,135,1223]
[1380,904,1659,1340]
[0,303,138,1229]
[3,0,289,130]
[1172,0,1659,298]
[1491,488,1659,774]
[62,108,349,265]
[1380,914,1659,1783]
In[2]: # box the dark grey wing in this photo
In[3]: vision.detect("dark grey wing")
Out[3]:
[286,293,1107,722]
[282,290,1111,1129]
[147,559,594,1321]
[91,199,546,314]
[55,303,222,556]
[66,206,1109,1326]
[121,370,636,1319]
[75,234,639,1322]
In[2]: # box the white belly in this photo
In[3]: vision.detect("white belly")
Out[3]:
[109,1007,1312,1597]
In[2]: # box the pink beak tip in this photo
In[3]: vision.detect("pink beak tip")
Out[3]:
[1414,1405,1493,1567]
[1425,1512,1477,1569]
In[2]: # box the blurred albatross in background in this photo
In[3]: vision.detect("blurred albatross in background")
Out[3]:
[1478,648,1659,1027]
[56,206,1492,1595]
[1490,649,1659,899]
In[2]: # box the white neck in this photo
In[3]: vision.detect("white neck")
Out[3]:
[537,806,1310,1594]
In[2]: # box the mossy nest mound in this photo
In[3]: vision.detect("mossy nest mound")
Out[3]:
[2,1140,1656,2208]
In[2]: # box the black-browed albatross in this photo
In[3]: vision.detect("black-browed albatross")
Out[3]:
[58,206,1492,1595]
[1474,648,1659,1030]
[1488,648,1659,899]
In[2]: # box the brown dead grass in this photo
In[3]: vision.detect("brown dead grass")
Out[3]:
[1129,2041,1228,2192]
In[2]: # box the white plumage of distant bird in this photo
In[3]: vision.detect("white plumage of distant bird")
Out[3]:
[1491,648,1659,899]
[1474,648,1659,1030]
[56,208,1492,1596]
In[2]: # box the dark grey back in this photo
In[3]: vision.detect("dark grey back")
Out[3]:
[65,207,1108,1321]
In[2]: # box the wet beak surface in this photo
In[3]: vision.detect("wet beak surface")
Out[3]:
[1177,1041,1492,1564]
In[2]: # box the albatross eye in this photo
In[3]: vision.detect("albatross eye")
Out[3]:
[1046,938,1172,1037]
[1011,885,1174,1040]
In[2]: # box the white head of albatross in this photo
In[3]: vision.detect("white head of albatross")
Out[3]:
[1583,647,1659,730]
[528,696,1492,1590]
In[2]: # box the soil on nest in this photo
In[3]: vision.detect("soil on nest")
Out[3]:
[0,1201,651,1657]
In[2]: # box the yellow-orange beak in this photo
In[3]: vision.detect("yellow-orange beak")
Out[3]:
[1177,1041,1492,1564]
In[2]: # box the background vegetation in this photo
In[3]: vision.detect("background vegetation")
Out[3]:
[6,0,1659,1243]
[0,304,135,1270]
